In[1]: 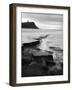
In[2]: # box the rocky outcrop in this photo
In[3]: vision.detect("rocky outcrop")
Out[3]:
[22,40,40,48]
[21,21,39,29]
[21,42,63,77]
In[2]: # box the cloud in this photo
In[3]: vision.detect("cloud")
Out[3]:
[22,12,63,30]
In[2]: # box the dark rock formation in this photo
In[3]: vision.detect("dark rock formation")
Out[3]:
[22,41,55,66]
[21,21,39,29]
[22,40,40,48]
[49,46,63,52]
[21,42,63,77]
[33,55,54,64]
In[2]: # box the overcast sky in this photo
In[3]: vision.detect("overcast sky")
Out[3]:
[22,13,63,30]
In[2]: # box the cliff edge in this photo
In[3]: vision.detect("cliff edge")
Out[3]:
[21,21,39,29]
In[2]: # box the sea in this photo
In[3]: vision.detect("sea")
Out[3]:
[22,29,63,49]
[22,29,63,63]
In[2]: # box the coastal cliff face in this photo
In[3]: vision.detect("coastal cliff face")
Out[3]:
[21,22,39,29]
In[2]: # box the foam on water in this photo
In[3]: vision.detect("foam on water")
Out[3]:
[22,29,63,50]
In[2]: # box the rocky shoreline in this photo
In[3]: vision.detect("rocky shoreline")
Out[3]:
[21,42,63,77]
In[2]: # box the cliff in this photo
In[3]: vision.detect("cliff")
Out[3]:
[21,21,39,29]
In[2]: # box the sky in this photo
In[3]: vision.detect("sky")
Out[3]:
[22,12,63,30]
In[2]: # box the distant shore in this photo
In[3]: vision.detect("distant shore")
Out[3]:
[21,21,39,29]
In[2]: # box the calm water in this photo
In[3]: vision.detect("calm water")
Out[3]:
[22,29,63,50]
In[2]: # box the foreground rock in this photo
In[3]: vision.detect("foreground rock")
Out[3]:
[22,43,63,77]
